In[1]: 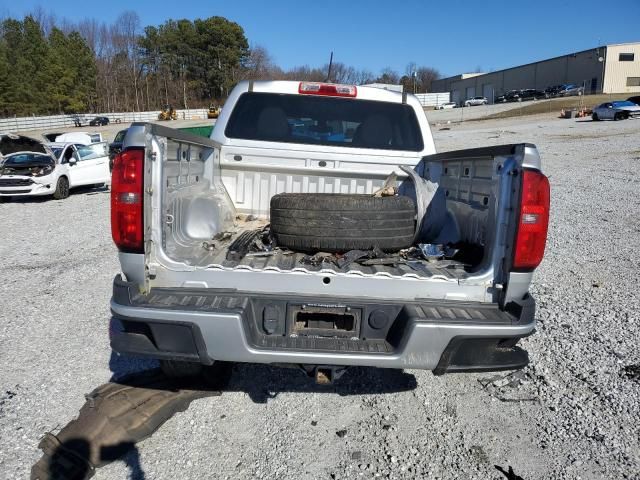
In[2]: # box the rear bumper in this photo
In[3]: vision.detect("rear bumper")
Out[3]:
[110,275,536,373]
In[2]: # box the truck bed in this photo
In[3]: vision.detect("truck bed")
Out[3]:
[217,249,468,280]
[186,220,470,281]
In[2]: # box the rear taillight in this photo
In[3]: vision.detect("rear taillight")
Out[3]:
[513,169,550,270]
[299,82,357,97]
[111,148,144,253]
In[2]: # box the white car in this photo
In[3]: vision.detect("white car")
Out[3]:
[464,96,488,107]
[56,132,104,144]
[435,102,457,110]
[592,101,640,121]
[42,131,104,143]
[0,134,111,200]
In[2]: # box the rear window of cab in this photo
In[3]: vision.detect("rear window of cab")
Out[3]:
[225,92,424,152]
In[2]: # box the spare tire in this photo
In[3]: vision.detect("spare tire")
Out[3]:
[270,193,415,252]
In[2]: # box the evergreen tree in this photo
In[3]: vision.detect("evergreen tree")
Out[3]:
[47,28,73,113]
[1,19,29,115]
[66,31,97,112]
[0,39,10,117]
[20,16,51,114]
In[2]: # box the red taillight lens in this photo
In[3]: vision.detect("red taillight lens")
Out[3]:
[111,148,144,253]
[299,82,357,97]
[513,169,550,270]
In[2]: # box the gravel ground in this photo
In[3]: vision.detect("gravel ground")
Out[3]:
[1,113,639,480]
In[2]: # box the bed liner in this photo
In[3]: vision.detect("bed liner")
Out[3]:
[183,220,471,281]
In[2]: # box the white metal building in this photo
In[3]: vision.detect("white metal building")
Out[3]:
[432,42,640,103]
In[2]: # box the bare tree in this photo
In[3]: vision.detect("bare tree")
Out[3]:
[353,69,374,85]
[283,65,325,82]
[415,66,441,92]
[404,62,419,93]
[77,18,100,53]
[113,11,142,111]
[405,62,417,78]
[30,6,56,36]
[376,67,400,85]
[328,62,354,83]
[242,45,277,80]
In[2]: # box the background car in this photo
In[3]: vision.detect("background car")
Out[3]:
[435,102,457,110]
[89,116,110,126]
[627,96,640,106]
[558,84,584,96]
[464,96,488,106]
[109,128,128,170]
[495,90,520,103]
[544,85,564,97]
[592,100,640,121]
[519,89,547,101]
[42,132,64,142]
[53,132,103,144]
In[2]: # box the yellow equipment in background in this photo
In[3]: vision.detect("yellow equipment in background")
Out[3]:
[207,104,222,119]
[158,105,178,121]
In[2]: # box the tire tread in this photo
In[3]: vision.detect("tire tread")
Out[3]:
[270,193,416,252]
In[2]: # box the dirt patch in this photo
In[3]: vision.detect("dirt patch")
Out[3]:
[547,130,638,141]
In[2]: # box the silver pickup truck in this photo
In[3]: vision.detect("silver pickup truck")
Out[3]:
[109,81,550,382]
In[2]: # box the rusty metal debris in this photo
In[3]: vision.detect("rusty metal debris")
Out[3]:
[225,229,263,260]
[300,246,399,269]
[300,252,336,266]
[245,249,294,258]
[359,257,404,267]
[31,367,229,480]
[336,250,372,269]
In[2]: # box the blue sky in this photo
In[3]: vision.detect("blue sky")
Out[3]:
[2,0,639,77]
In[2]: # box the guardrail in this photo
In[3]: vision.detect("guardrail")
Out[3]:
[0,109,209,133]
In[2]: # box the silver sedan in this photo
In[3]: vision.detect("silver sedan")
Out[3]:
[592,101,640,121]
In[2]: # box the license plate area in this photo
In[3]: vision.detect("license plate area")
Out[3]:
[287,304,361,338]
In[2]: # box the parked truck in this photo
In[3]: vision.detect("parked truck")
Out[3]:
[109,81,550,383]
